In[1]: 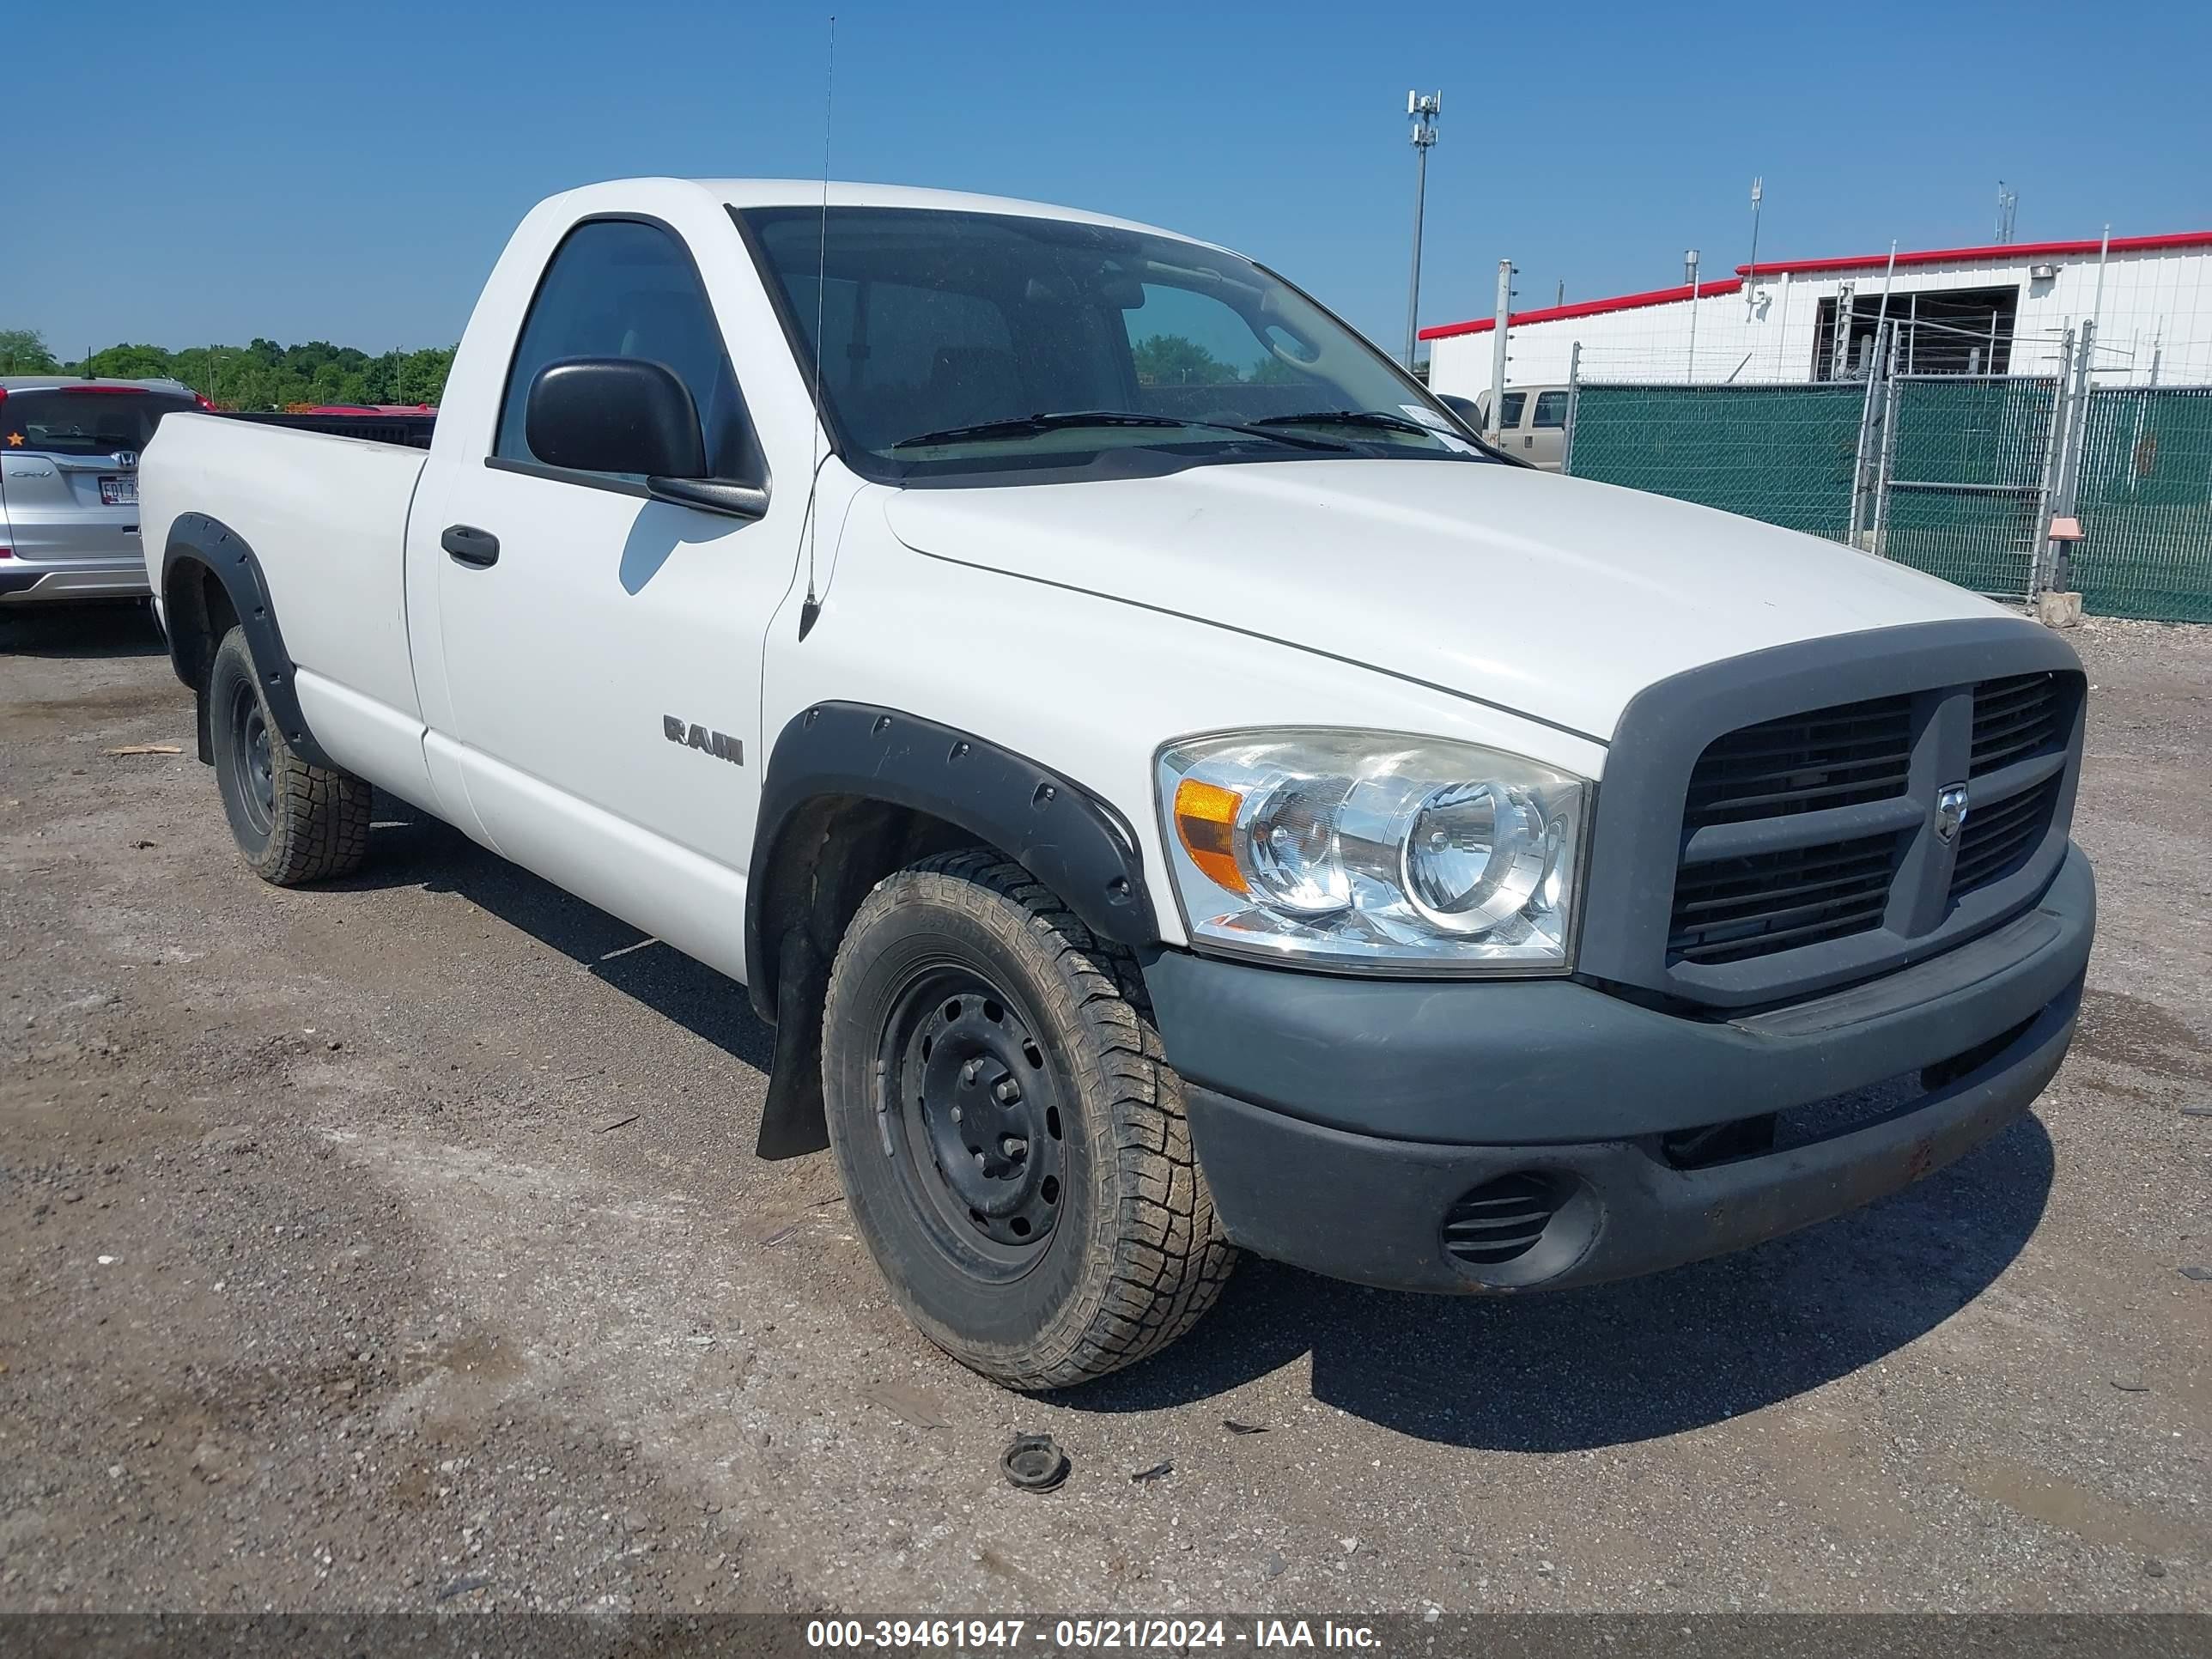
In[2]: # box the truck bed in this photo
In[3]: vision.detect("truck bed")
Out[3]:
[140,414,429,743]
[221,410,437,450]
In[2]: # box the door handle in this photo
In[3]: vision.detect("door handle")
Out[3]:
[442,524,500,568]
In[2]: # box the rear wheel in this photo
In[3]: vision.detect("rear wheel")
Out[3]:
[822,850,1235,1389]
[208,625,370,885]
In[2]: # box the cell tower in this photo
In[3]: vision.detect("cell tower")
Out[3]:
[1403,91,1442,370]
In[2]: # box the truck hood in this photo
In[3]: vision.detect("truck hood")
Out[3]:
[883,459,2002,743]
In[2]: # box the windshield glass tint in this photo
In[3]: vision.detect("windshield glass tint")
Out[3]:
[3,390,197,455]
[740,206,1486,478]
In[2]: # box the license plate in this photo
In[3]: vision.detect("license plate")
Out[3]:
[100,476,137,506]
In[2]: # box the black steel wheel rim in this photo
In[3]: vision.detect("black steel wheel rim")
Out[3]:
[228,678,275,837]
[877,963,1067,1279]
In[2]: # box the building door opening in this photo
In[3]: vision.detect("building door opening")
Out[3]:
[1814,284,2021,378]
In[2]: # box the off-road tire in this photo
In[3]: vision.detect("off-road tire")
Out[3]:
[208,625,370,885]
[822,849,1236,1389]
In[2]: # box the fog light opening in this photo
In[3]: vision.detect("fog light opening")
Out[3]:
[1441,1170,1600,1289]
[1442,1171,1567,1266]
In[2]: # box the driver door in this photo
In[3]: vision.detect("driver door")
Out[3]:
[422,217,801,975]
[1526,389,1571,470]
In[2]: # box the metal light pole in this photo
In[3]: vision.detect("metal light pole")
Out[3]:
[1402,91,1441,371]
[1684,249,1700,381]
[1744,177,1763,320]
[1488,259,1513,440]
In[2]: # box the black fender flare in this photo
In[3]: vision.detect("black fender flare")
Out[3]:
[745,702,1161,1023]
[158,512,337,771]
[741,704,1163,1162]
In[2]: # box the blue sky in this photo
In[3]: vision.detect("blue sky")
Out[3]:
[10,0,2209,357]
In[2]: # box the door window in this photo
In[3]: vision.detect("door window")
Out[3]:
[494,219,759,482]
[1496,391,1527,430]
[1532,391,1570,428]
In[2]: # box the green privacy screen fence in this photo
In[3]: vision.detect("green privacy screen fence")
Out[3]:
[1878,376,2057,599]
[1562,374,2212,621]
[1562,384,1865,543]
[2072,386,2212,623]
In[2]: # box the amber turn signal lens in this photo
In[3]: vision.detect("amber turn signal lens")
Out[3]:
[1172,777,1248,895]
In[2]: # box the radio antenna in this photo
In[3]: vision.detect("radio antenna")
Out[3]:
[797,14,836,641]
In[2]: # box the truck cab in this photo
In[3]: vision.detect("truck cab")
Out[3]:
[137,179,2093,1390]
[1473,384,1571,470]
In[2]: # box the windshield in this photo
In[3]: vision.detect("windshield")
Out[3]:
[1,389,198,456]
[738,206,1492,483]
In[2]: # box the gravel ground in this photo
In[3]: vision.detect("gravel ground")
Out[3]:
[0,604,2206,1615]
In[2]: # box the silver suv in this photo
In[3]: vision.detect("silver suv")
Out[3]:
[1,377,205,608]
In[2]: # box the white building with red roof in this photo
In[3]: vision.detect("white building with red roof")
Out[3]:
[1421,231,2212,397]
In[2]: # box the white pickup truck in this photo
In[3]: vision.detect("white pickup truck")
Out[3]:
[141,179,2094,1390]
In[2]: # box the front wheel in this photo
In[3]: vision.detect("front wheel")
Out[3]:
[208,625,370,885]
[822,850,1235,1389]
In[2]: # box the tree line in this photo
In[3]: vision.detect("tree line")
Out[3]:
[0,327,455,410]
[1131,332,1309,386]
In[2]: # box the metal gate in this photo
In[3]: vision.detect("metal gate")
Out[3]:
[1872,374,2060,600]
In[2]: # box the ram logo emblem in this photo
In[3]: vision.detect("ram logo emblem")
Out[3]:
[664,714,743,765]
[1935,782,1969,843]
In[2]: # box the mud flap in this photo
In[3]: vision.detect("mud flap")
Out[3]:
[754,926,830,1160]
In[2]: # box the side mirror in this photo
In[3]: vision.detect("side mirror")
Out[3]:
[526,357,707,477]
[525,357,766,520]
[1436,393,1486,437]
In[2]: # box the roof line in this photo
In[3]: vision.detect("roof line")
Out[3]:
[1419,278,1741,341]
[1737,228,2212,278]
[1419,228,2212,341]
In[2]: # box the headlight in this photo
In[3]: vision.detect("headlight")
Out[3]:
[1157,730,1588,974]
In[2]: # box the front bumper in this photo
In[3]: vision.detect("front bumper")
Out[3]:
[1149,845,2094,1293]
[0,564,152,604]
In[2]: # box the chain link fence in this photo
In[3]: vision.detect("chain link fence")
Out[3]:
[1559,340,2212,622]
[2070,386,2212,622]
[1560,383,1866,541]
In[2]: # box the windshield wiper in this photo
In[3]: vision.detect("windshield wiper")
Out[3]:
[1249,409,1443,439]
[892,410,1184,449]
[890,409,1347,453]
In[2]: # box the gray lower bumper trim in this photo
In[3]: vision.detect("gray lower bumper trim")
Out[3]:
[1147,846,2094,1146]
[1186,970,2078,1294]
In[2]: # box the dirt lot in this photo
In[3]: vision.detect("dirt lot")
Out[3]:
[0,604,2206,1616]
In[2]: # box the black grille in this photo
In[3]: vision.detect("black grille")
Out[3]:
[1949,776,2060,899]
[1670,691,1917,967]
[1441,1173,1562,1267]
[1668,832,1903,965]
[1616,641,2084,1006]
[1969,673,2064,775]
[1682,695,1914,829]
